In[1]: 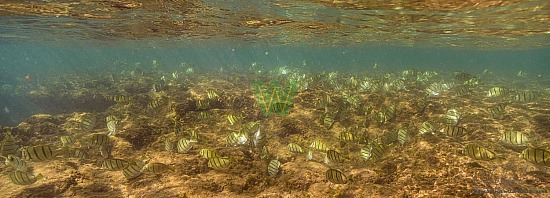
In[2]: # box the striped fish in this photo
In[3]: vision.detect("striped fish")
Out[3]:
[199,148,222,159]
[62,147,87,159]
[21,145,59,162]
[464,144,496,160]
[500,131,530,146]
[360,146,373,161]
[520,148,550,166]
[397,129,409,145]
[226,132,247,146]
[165,139,176,153]
[488,103,506,118]
[147,99,161,109]
[122,162,144,180]
[260,146,270,160]
[445,108,461,126]
[310,139,328,152]
[514,91,536,103]
[177,138,196,153]
[79,116,96,131]
[196,99,210,109]
[60,136,75,147]
[453,85,469,96]
[107,120,118,136]
[339,131,356,143]
[3,155,28,171]
[325,169,348,184]
[325,149,346,163]
[105,115,118,123]
[141,163,174,174]
[189,130,200,142]
[486,87,509,97]
[86,133,110,147]
[111,95,130,103]
[419,121,435,135]
[362,143,387,162]
[1,132,18,156]
[252,127,265,147]
[197,111,213,120]
[206,89,219,100]
[441,125,468,137]
[8,171,44,185]
[207,157,231,169]
[241,121,260,134]
[323,113,335,129]
[268,159,281,177]
[102,159,130,171]
[226,113,243,126]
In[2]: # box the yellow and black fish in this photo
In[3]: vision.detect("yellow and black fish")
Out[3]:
[325,149,346,163]
[21,145,60,162]
[85,133,110,147]
[207,157,231,169]
[488,103,506,118]
[441,125,468,138]
[464,143,497,160]
[199,148,222,159]
[500,131,530,146]
[141,162,174,174]
[8,170,43,185]
[177,138,196,153]
[267,159,281,177]
[196,99,210,109]
[227,113,243,126]
[486,87,509,97]
[310,139,328,152]
[60,136,75,147]
[419,121,435,135]
[102,159,130,171]
[147,99,162,109]
[514,91,536,103]
[3,154,28,171]
[323,112,336,129]
[520,148,550,166]
[206,89,219,100]
[325,169,348,184]
[1,131,18,156]
[111,95,130,103]
[122,162,144,180]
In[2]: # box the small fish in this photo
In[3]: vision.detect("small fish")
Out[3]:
[252,127,265,147]
[207,157,231,169]
[122,162,144,179]
[287,143,304,153]
[79,116,96,131]
[362,143,387,162]
[172,72,179,79]
[106,115,118,123]
[62,147,87,159]
[3,154,28,171]
[519,148,550,166]
[488,103,506,118]
[189,130,200,142]
[339,130,356,143]
[206,89,219,100]
[21,145,59,162]
[500,131,530,146]
[517,70,526,77]
[310,139,328,152]
[325,149,346,163]
[111,95,130,103]
[141,162,175,174]
[426,83,451,97]
[152,83,163,92]
[241,121,260,134]
[323,113,336,129]
[360,146,373,161]
[441,125,468,138]
[514,91,536,103]
[85,133,110,147]
[464,143,497,160]
[260,146,270,160]
[1,131,18,156]
[177,138,196,153]
[397,129,409,145]
[197,111,213,120]
[486,87,509,97]
[445,108,461,126]
[419,121,435,135]
[196,99,210,109]
[8,171,43,185]
[199,148,222,159]
[325,169,348,184]
[185,67,194,74]
[226,132,247,146]
[147,99,162,108]
[227,113,243,126]
[165,139,176,153]
[453,85,469,96]
[60,136,75,147]
[102,159,130,171]
[107,120,118,136]
[268,159,281,177]
[454,72,474,81]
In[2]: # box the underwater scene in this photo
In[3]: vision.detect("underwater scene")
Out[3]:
[0,0,549,197]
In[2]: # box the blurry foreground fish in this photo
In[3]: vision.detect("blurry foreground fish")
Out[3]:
[325,169,349,184]
[519,148,550,166]
[8,170,44,185]
[464,143,497,160]
[268,159,281,177]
